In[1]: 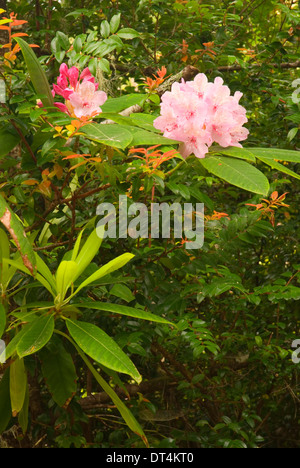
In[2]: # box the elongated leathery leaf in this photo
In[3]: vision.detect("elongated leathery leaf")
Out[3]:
[81,123,133,149]
[66,318,142,383]
[244,147,300,163]
[72,226,105,283]
[10,357,27,417]
[15,37,54,108]
[16,315,55,358]
[73,253,134,296]
[72,301,172,325]
[257,157,300,181]
[73,338,148,446]
[200,155,270,196]
[0,194,36,275]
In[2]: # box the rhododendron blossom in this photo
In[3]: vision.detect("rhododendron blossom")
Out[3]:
[153,73,249,159]
[52,63,107,119]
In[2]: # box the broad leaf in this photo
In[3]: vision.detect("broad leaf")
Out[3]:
[66,318,141,383]
[0,126,20,159]
[110,284,135,303]
[210,146,256,162]
[117,28,140,39]
[40,337,77,407]
[81,123,133,149]
[16,315,55,358]
[118,124,180,146]
[101,93,148,113]
[200,155,270,196]
[15,38,54,108]
[110,13,121,34]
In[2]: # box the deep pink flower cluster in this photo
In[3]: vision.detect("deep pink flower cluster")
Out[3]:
[52,63,107,119]
[153,73,249,159]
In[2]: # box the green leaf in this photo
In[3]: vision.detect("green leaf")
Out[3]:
[210,146,256,162]
[65,8,94,18]
[129,113,161,133]
[75,344,147,445]
[73,36,83,53]
[40,336,77,407]
[81,123,133,149]
[0,194,36,275]
[72,227,104,282]
[97,58,110,74]
[245,147,300,163]
[56,260,78,300]
[123,126,180,146]
[110,284,135,302]
[0,126,20,159]
[18,383,29,434]
[257,157,300,180]
[0,227,10,284]
[101,94,148,113]
[35,253,56,292]
[117,28,140,39]
[110,13,121,33]
[72,301,172,324]
[66,318,141,383]
[16,315,55,358]
[71,229,84,262]
[100,20,110,38]
[200,155,270,196]
[56,31,70,50]
[73,253,134,296]
[0,304,6,339]
[15,38,54,108]
[10,357,27,416]
[0,370,12,434]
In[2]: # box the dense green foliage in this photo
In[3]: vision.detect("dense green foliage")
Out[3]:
[0,0,299,449]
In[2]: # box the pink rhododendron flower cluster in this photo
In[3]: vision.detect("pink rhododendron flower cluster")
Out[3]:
[52,63,107,119]
[153,73,249,159]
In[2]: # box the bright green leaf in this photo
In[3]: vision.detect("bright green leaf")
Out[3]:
[72,301,172,324]
[16,315,55,358]
[110,13,121,33]
[9,357,27,416]
[66,318,142,383]
[73,253,134,296]
[200,155,270,196]
[15,38,54,109]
